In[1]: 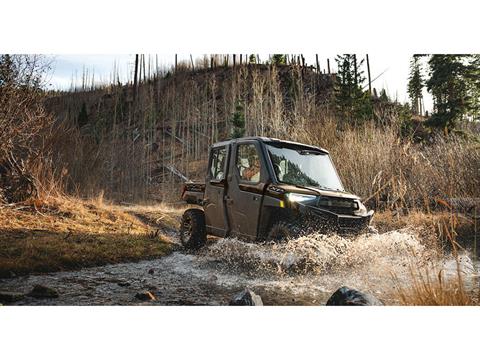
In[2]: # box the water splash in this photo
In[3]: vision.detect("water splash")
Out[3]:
[206,229,431,276]
[1,227,476,305]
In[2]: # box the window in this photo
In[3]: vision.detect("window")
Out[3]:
[236,144,261,182]
[209,147,227,180]
[266,143,344,191]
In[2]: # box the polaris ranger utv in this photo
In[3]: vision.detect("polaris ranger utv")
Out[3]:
[180,137,373,249]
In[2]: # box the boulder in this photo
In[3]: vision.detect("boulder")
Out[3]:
[0,292,25,304]
[27,285,59,299]
[229,288,263,306]
[326,286,383,306]
[135,291,156,301]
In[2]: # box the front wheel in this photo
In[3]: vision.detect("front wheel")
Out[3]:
[180,209,207,249]
[266,221,302,242]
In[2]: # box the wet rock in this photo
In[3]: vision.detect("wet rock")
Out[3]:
[326,286,383,306]
[148,268,155,275]
[135,291,156,301]
[229,288,263,306]
[28,285,59,299]
[0,292,25,304]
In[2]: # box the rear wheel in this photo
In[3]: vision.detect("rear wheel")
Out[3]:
[180,209,207,249]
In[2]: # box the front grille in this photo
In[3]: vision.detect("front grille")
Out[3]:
[317,196,358,215]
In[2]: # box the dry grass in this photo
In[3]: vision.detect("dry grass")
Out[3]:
[393,264,477,306]
[388,210,479,305]
[300,118,480,210]
[0,195,181,277]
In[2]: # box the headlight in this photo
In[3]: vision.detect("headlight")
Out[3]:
[354,200,367,215]
[286,193,317,203]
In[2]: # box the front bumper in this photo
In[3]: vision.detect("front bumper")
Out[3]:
[298,203,374,233]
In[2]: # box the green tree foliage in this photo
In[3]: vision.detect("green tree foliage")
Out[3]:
[467,55,480,121]
[248,54,257,64]
[407,55,424,115]
[426,55,474,130]
[231,102,246,138]
[334,54,372,124]
[270,54,286,65]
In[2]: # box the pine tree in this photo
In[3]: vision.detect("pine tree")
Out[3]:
[407,55,424,115]
[271,54,286,65]
[426,55,472,130]
[466,55,480,121]
[334,54,372,124]
[231,102,245,138]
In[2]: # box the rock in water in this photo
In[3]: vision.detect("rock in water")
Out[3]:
[135,291,156,301]
[27,285,59,299]
[229,288,263,306]
[326,286,383,306]
[0,292,25,304]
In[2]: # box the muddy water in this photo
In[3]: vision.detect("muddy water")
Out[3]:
[0,229,477,305]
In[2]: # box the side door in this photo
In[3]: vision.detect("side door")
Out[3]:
[225,141,267,240]
[204,145,229,237]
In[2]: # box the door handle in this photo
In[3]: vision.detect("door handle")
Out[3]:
[225,196,233,205]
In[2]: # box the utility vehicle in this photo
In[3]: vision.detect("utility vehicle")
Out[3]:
[180,137,373,249]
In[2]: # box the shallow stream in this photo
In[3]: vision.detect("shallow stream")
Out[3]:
[0,229,476,305]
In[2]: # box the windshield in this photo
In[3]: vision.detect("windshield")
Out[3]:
[266,143,344,191]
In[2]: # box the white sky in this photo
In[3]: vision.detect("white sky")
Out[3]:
[48,54,433,111]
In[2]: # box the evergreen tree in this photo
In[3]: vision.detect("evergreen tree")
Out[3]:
[426,55,472,130]
[407,55,424,115]
[466,55,480,121]
[248,54,257,64]
[271,54,286,65]
[334,54,372,124]
[231,102,245,138]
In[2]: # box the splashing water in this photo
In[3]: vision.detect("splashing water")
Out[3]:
[1,227,476,305]
[206,229,431,276]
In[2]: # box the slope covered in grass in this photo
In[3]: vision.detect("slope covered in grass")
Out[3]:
[0,196,181,277]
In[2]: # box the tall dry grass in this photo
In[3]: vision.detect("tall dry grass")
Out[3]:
[393,265,475,305]
[390,210,479,305]
[299,118,480,210]
[44,60,480,208]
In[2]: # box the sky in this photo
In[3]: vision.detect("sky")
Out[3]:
[47,54,433,111]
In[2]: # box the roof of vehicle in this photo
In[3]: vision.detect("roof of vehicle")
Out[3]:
[211,136,329,154]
